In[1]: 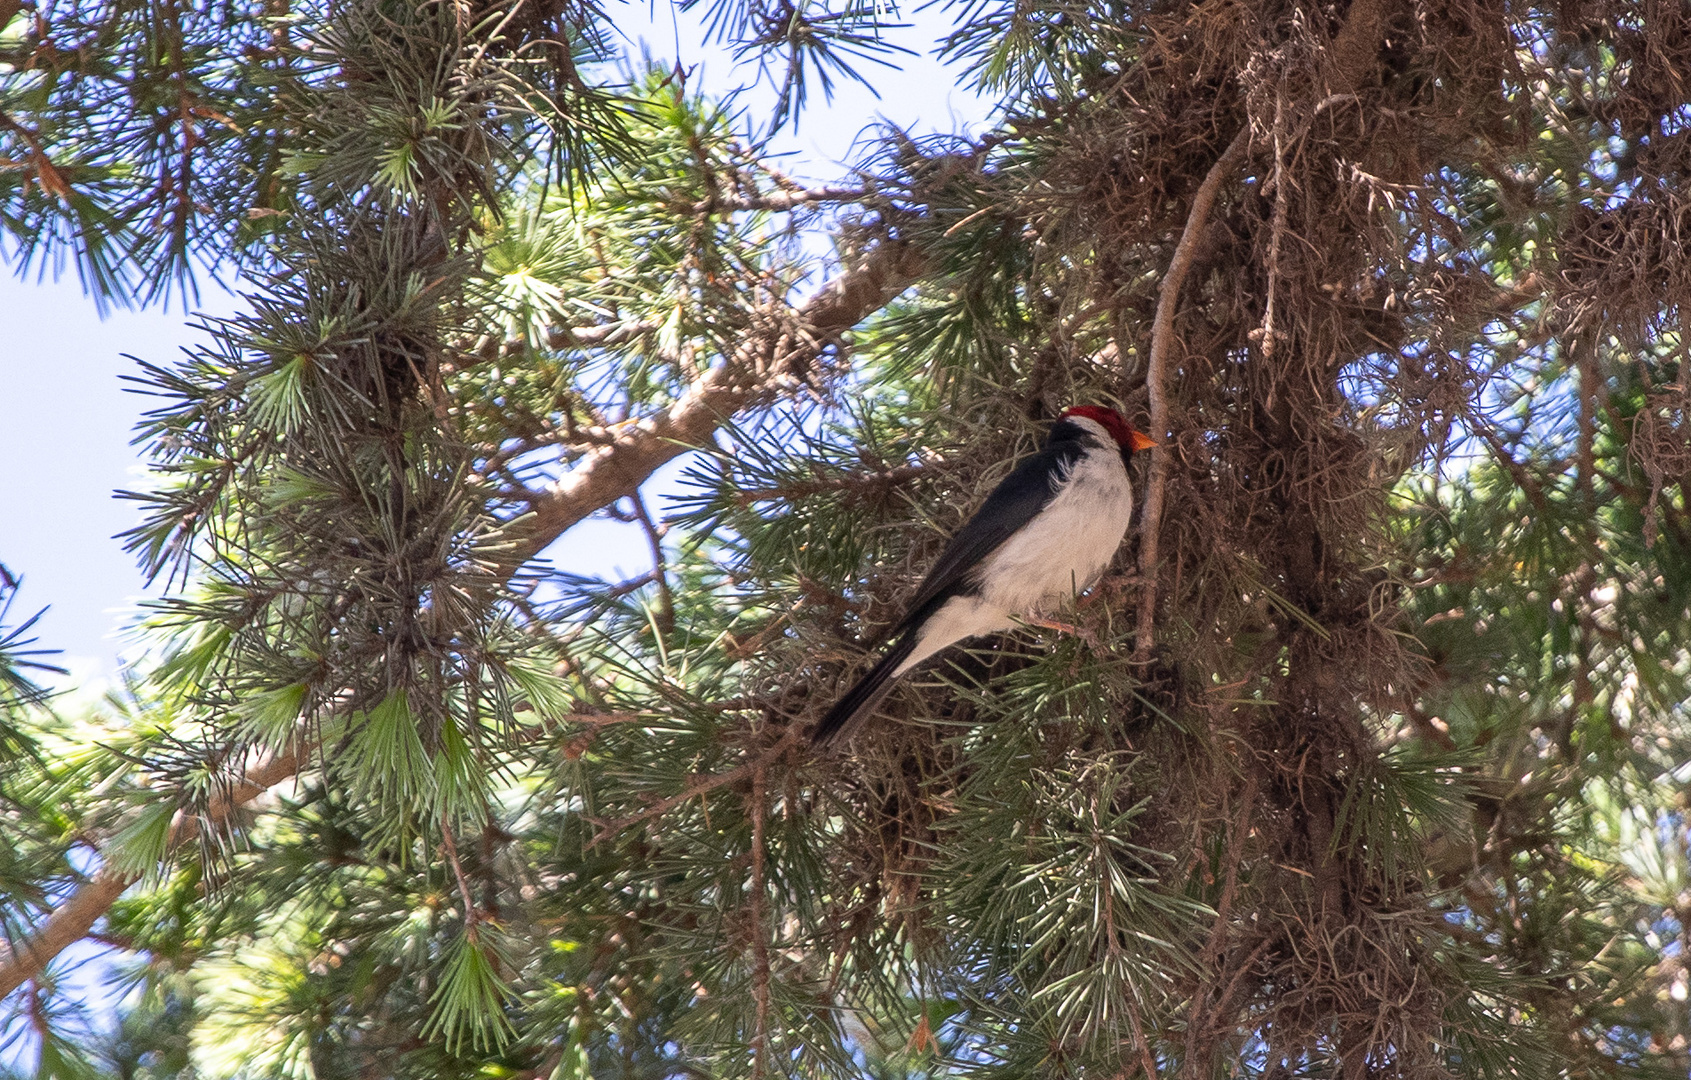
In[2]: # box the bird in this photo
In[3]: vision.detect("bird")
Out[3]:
[813,405,1156,746]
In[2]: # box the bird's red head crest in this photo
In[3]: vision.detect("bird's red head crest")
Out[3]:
[1060,405,1157,453]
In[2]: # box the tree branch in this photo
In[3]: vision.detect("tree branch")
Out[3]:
[731,463,927,507]
[1133,0,1401,660]
[631,491,675,636]
[690,185,867,215]
[587,730,800,846]
[1135,128,1248,660]
[749,762,771,1080]
[0,741,306,998]
[505,237,928,570]
[0,237,925,999]
[544,320,659,350]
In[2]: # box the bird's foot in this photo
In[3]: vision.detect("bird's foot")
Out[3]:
[1023,615,1104,652]
[1085,572,1146,606]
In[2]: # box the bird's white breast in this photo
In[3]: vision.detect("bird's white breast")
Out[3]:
[975,438,1133,615]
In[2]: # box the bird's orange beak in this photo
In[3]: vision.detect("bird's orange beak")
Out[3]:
[1127,429,1159,453]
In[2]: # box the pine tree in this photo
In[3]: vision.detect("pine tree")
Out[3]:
[3,0,1690,1077]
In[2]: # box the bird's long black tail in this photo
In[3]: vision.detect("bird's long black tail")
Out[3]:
[813,633,918,746]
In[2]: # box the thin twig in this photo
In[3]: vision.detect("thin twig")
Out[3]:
[544,320,659,350]
[749,762,772,1079]
[1184,776,1257,1075]
[1203,935,1277,1041]
[441,814,481,930]
[587,730,799,846]
[591,570,661,601]
[631,492,675,635]
[1201,779,1258,969]
[1126,998,1159,1078]
[1254,90,1290,360]
[1135,128,1250,661]
[731,463,926,507]
[690,185,867,215]
[1473,424,1548,511]
[1569,333,1601,748]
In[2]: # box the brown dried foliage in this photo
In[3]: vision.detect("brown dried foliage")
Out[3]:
[802,0,1691,1074]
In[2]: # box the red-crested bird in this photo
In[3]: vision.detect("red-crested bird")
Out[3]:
[813,405,1155,745]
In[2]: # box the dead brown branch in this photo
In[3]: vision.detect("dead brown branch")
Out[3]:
[544,321,660,350]
[1253,90,1290,360]
[1135,127,1249,661]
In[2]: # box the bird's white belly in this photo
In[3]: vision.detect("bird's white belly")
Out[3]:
[977,456,1133,614]
[893,451,1134,675]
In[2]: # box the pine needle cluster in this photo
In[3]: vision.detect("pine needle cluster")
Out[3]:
[1,0,1690,1078]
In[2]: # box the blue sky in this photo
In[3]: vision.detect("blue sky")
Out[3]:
[0,2,993,691]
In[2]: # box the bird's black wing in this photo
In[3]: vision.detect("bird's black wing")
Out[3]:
[891,434,1085,635]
